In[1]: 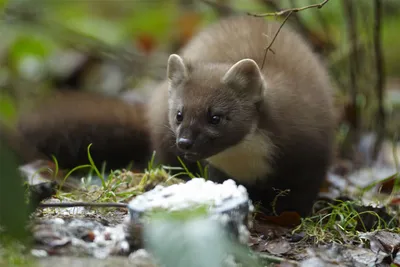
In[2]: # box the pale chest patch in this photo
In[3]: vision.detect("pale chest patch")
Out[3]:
[206,130,274,185]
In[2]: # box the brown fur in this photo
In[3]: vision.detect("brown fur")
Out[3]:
[16,91,151,170]
[0,121,46,164]
[15,16,335,216]
[148,16,335,216]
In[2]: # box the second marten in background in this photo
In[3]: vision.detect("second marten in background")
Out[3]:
[15,16,335,216]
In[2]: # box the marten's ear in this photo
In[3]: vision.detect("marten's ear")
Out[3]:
[222,59,265,101]
[167,54,188,88]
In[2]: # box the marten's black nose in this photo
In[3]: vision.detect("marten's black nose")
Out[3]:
[177,138,194,150]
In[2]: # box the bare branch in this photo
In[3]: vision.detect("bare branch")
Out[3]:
[249,0,330,17]
[38,202,128,208]
[260,11,293,70]
[257,0,334,55]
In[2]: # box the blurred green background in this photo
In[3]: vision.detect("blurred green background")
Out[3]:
[0,0,399,135]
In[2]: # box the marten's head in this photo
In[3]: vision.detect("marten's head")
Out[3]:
[166,54,266,161]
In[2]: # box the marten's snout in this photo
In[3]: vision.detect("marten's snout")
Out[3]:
[177,137,194,151]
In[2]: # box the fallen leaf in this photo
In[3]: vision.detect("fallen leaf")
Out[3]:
[393,252,400,266]
[374,173,398,194]
[391,197,400,205]
[33,228,71,248]
[136,33,156,55]
[360,230,400,255]
[301,243,389,266]
[347,247,389,266]
[264,238,292,255]
[247,235,262,247]
[83,231,95,242]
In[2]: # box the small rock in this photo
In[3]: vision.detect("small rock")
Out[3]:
[265,238,292,255]
[128,249,158,267]
[31,249,48,258]
[51,218,65,225]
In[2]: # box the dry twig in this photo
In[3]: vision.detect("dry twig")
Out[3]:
[248,0,330,17]
[258,1,331,70]
[257,0,334,56]
[39,202,128,208]
[260,11,293,70]
[259,0,314,46]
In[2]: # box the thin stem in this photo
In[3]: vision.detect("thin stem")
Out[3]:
[249,0,330,17]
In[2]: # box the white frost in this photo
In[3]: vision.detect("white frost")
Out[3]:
[128,178,249,213]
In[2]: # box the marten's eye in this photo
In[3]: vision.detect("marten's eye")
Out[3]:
[209,114,221,125]
[176,111,183,123]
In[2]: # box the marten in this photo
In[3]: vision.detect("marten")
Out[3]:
[14,16,335,217]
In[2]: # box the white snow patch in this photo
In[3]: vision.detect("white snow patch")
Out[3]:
[128,178,249,213]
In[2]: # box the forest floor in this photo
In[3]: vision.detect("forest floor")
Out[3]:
[2,136,399,267]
